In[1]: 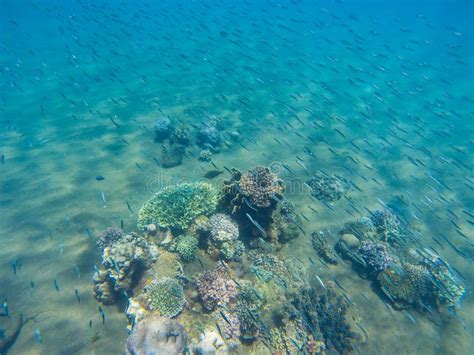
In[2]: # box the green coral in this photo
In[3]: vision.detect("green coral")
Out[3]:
[137,182,218,230]
[149,277,184,317]
[171,235,198,262]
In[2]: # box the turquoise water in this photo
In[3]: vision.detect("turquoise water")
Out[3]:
[1,0,473,354]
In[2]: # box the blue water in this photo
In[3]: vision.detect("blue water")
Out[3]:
[1,0,473,354]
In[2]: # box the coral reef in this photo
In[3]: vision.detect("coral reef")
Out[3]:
[292,287,359,354]
[126,314,188,355]
[170,125,190,146]
[208,214,244,261]
[198,149,212,162]
[93,232,158,305]
[305,171,348,201]
[96,227,123,249]
[137,182,218,230]
[422,253,465,310]
[149,277,185,318]
[160,144,185,168]
[357,240,395,274]
[196,262,238,311]
[378,263,434,310]
[370,209,404,244]
[215,309,241,349]
[250,251,288,287]
[311,231,338,265]
[197,123,221,152]
[154,117,173,142]
[236,281,265,340]
[239,166,284,208]
[268,200,301,244]
[170,234,198,262]
[340,217,377,240]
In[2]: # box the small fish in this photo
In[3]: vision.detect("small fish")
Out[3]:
[314,274,326,289]
[1,300,9,317]
[204,170,223,179]
[98,306,105,324]
[84,228,93,242]
[101,192,106,204]
[53,279,60,292]
[245,213,267,238]
[30,281,35,296]
[34,328,43,344]
[75,289,81,303]
[126,200,134,213]
[95,175,105,181]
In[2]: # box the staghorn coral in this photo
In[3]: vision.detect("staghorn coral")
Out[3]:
[126,314,188,355]
[93,232,158,305]
[305,171,348,202]
[239,166,284,208]
[208,214,245,261]
[196,261,238,311]
[170,234,198,262]
[149,277,184,318]
[137,182,218,230]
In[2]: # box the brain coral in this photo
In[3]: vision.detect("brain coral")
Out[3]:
[137,182,218,230]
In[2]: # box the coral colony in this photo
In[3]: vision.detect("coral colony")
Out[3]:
[91,165,465,353]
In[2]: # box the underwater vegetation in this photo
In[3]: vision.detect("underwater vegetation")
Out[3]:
[137,182,218,231]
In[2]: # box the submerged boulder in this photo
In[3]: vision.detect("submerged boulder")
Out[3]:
[126,315,188,355]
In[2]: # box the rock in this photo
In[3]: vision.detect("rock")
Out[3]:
[340,234,360,249]
[194,329,228,354]
[161,144,185,168]
[154,117,173,142]
[126,315,188,355]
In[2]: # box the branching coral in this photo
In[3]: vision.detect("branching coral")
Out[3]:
[137,182,218,230]
[196,262,238,311]
[149,277,184,318]
[239,166,284,208]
